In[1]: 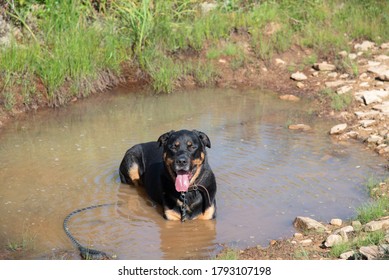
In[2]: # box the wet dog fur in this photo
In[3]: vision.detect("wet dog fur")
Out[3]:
[119,129,217,221]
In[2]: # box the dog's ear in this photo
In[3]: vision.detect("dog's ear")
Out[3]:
[157,130,174,147]
[193,130,211,148]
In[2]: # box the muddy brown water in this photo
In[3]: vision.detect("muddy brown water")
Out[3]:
[0,88,387,260]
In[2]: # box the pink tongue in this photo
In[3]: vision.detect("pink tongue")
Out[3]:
[175,174,190,192]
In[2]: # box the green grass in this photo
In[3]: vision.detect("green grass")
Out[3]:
[1,0,389,110]
[356,197,389,224]
[215,248,240,260]
[319,88,353,111]
[7,228,36,253]
[330,230,386,258]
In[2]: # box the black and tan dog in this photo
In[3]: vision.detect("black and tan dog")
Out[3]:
[119,129,217,221]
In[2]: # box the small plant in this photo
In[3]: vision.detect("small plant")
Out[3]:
[356,197,389,224]
[215,248,240,260]
[330,242,352,258]
[7,229,36,252]
[294,246,310,260]
[319,88,353,111]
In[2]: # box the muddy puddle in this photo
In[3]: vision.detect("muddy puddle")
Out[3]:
[0,88,387,260]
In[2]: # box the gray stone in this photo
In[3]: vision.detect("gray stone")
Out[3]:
[200,2,218,14]
[330,218,342,226]
[313,62,336,71]
[355,90,389,105]
[375,55,389,61]
[293,232,304,239]
[334,225,354,235]
[359,246,380,260]
[367,135,384,144]
[351,221,362,230]
[325,80,345,88]
[293,216,328,231]
[355,40,376,51]
[291,72,308,81]
[324,234,343,248]
[359,120,376,128]
[378,70,389,81]
[373,102,389,113]
[336,85,353,95]
[364,219,389,232]
[300,239,313,246]
[338,51,348,57]
[340,251,355,260]
[355,111,380,119]
[368,65,389,76]
[381,42,389,49]
[330,123,347,135]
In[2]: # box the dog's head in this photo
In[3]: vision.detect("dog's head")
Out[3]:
[158,129,211,192]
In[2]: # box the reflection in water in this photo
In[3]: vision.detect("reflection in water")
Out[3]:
[0,88,387,259]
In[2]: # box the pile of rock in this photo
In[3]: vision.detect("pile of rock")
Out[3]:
[293,216,389,260]
[289,40,389,157]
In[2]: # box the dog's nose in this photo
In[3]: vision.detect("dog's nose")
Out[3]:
[175,156,188,167]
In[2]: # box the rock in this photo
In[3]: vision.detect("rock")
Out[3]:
[275,58,286,65]
[351,221,362,231]
[327,72,338,78]
[324,234,343,248]
[280,94,300,101]
[325,80,345,88]
[367,60,381,67]
[355,90,389,105]
[330,123,347,135]
[378,70,389,81]
[200,2,218,14]
[348,53,357,60]
[373,102,389,114]
[367,135,383,144]
[291,71,308,81]
[296,82,305,89]
[359,246,380,260]
[381,42,389,49]
[330,219,342,226]
[368,65,389,76]
[300,239,313,246]
[294,232,304,239]
[375,55,389,61]
[334,225,354,235]
[288,124,311,131]
[313,62,336,71]
[340,251,355,260]
[355,40,375,51]
[364,218,389,232]
[293,216,328,231]
[336,85,353,95]
[338,51,348,58]
[355,111,380,119]
[359,120,376,128]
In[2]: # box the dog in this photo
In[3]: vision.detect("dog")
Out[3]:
[119,129,217,221]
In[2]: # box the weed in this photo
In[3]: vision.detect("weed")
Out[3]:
[330,242,352,258]
[319,88,353,111]
[215,248,240,260]
[189,61,218,87]
[7,228,37,252]
[294,246,310,260]
[356,197,389,224]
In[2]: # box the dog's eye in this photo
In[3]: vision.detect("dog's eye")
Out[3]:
[188,145,197,151]
[170,142,180,151]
